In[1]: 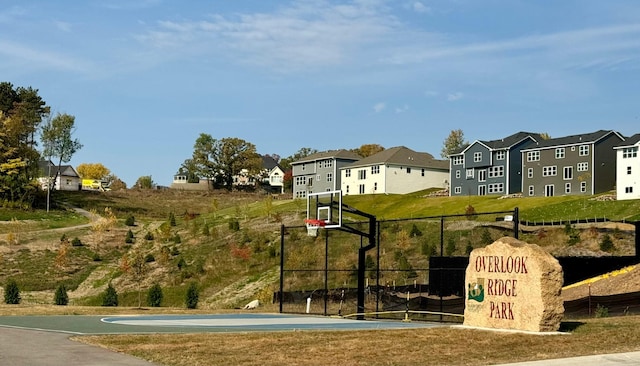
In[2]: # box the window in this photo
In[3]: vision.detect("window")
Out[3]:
[374,182,378,191]
[345,169,351,177]
[327,173,332,182]
[488,183,504,194]
[316,174,321,181]
[488,166,504,178]
[623,147,638,158]
[466,169,474,179]
[555,148,565,159]
[406,167,411,174]
[579,145,589,156]
[295,177,306,185]
[478,170,486,182]
[577,162,588,172]
[528,185,534,196]
[626,187,634,194]
[371,165,380,174]
[455,170,461,179]
[580,181,587,193]
[496,151,506,160]
[308,178,313,187]
[542,166,557,177]
[452,156,464,165]
[474,152,482,162]
[358,170,366,180]
[421,169,425,177]
[628,166,632,175]
[346,185,349,194]
[528,168,533,178]
[295,191,307,198]
[565,183,571,194]
[563,166,573,180]
[454,187,462,194]
[302,163,306,171]
[527,151,540,161]
[359,184,365,194]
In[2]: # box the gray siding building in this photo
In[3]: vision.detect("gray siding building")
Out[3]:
[521,130,624,197]
[449,132,540,196]
[292,150,361,199]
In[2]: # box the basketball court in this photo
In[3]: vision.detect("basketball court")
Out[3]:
[0,313,441,335]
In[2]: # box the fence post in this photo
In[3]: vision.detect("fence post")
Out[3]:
[513,207,519,239]
[279,224,285,314]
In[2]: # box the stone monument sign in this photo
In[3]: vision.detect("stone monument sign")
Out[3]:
[464,237,564,332]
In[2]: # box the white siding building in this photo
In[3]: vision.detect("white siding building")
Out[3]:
[340,146,449,195]
[615,134,640,200]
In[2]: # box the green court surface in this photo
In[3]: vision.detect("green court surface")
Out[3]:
[0,313,441,335]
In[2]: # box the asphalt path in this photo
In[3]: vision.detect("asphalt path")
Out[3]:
[0,327,159,366]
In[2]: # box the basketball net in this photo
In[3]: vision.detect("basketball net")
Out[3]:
[304,219,326,237]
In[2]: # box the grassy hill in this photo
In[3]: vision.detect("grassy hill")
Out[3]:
[0,189,638,309]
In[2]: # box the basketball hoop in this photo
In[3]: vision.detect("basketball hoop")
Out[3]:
[304,219,326,237]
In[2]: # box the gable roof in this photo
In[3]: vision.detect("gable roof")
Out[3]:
[346,146,449,170]
[614,133,640,149]
[522,130,624,151]
[261,155,280,170]
[451,131,540,156]
[38,160,79,178]
[293,149,361,164]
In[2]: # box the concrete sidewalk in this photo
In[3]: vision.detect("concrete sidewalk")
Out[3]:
[497,351,640,365]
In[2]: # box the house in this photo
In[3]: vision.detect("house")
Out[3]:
[614,134,640,200]
[340,146,449,195]
[521,130,624,197]
[449,132,541,196]
[37,160,81,191]
[291,150,361,199]
[261,155,285,194]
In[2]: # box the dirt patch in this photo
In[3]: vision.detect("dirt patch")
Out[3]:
[562,264,640,301]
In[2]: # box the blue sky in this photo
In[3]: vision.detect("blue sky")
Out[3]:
[2,1,639,186]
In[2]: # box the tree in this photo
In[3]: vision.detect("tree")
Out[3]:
[147,283,163,307]
[0,82,49,206]
[121,250,149,308]
[41,113,82,211]
[4,279,21,304]
[76,163,110,180]
[353,144,384,158]
[185,282,199,309]
[134,175,155,189]
[54,284,69,305]
[102,282,119,306]
[189,134,262,190]
[441,129,469,158]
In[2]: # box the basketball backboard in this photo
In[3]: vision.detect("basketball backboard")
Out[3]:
[306,190,342,229]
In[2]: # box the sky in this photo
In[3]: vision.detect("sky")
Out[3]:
[2,1,640,187]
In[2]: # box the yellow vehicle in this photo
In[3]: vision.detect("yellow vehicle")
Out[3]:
[81,179,109,191]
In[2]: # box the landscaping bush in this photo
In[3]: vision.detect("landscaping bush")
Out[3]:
[125,229,134,244]
[145,253,156,263]
[600,234,614,252]
[102,283,119,306]
[228,219,240,232]
[71,237,83,246]
[125,215,135,226]
[409,224,423,237]
[185,282,199,309]
[147,283,163,307]
[54,284,69,305]
[169,212,176,226]
[4,279,21,304]
[144,231,154,241]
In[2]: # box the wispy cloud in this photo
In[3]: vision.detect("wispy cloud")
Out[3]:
[54,20,72,32]
[0,39,92,73]
[135,0,400,71]
[373,102,386,113]
[96,0,162,11]
[395,104,409,113]
[409,2,431,14]
[0,6,26,23]
[447,92,463,102]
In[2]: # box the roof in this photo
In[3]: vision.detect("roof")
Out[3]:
[261,155,280,170]
[451,131,540,155]
[522,130,624,151]
[293,149,361,164]
[614,134,640,149]
[345,146,449,170]
[38,160,79,178]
